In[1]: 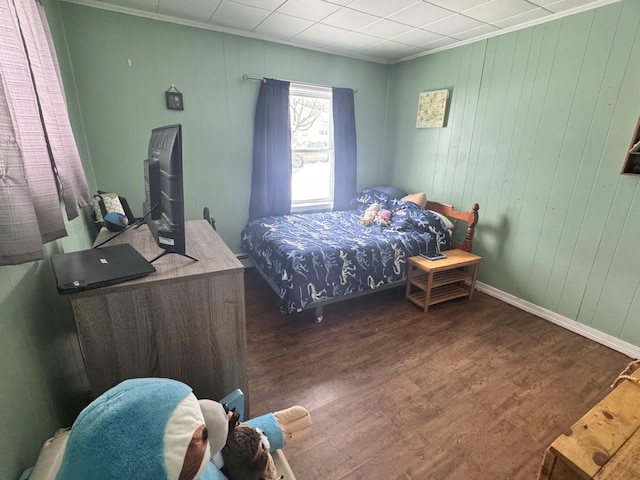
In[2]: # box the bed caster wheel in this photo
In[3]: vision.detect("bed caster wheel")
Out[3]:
[315,315,323,323]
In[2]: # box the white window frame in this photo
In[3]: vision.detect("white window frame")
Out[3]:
[290,83,334,212]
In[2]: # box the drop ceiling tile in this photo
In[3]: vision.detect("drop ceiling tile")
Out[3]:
[208,1,271,30]
[543,0,604,13]
[343,31,384,48]
[374,50,407,61]
[228,0,283,9]
[293,22,351,44]
[321,7,379,30]
[359,18,414,39]
[388,2,454,28]
[450,22,498,40]
[394,45,426,58]
[254,12,313,38]
[392,28,444,46]
[158,0,220,21]
[364,39,414,56]
[423,13,485,36]
[463,0,538,24]
[492,8,552,28]
[321,0,356,6]
[422,36,460,50]
[527,0,622,6]
[347,0,419,18]
[525,0,560,5]
[276,0,341,22]
[425,0,490,11]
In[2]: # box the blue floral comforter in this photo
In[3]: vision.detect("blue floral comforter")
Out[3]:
[241,188,452,314]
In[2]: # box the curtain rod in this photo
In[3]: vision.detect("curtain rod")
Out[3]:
[241,74,358,93]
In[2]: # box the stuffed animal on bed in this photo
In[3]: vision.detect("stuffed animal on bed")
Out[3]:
[359,202,380,226]
[55,378,310,480]
[375,209,392,227]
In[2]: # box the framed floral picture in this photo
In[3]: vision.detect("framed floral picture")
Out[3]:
[416,89,449,128]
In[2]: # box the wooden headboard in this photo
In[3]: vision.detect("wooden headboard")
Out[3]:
[425,201,479,253]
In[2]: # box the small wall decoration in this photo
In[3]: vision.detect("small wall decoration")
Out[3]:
[165,84,183,110]
[416,89,449,128]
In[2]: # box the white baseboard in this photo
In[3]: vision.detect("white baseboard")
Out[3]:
[475,281,640,360]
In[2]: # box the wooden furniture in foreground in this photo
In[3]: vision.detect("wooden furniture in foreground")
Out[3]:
[405,249,481,313]
[538,365,640,480]
[69,220,249,412]
[622,115,640,175]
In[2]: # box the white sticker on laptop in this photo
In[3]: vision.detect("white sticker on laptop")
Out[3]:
[159,236,175,246]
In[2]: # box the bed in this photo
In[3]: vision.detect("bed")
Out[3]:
[241,186,479,322]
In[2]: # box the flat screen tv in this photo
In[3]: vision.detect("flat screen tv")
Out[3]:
[143,124,197,263]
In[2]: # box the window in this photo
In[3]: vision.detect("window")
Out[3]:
[289,84,334,211]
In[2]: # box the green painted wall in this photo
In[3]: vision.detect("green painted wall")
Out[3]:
[0,215,94,479]
[385,0,640,344]
[0,2,96,478]
[58,3,391,252]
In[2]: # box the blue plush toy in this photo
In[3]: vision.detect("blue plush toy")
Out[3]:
[55,378,310,480]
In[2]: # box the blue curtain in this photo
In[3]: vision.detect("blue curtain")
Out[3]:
[249,79,291,221]
[332,87,357,210]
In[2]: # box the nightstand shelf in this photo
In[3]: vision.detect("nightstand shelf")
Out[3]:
[406,249,481,313]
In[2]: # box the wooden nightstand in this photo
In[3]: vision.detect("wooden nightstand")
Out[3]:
[405,249,481,312]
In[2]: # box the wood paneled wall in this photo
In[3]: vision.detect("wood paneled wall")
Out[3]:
[59,3,391,253]
[385,0,640,345]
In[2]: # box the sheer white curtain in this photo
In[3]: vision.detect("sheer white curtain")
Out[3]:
[0,0,90,265]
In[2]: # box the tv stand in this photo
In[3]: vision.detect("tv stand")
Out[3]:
[149,250,199,263]
[68,220,248,413]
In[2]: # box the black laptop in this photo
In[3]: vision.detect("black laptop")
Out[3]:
[51,243,155,294]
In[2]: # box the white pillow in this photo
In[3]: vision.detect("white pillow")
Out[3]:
[428,210,455,233]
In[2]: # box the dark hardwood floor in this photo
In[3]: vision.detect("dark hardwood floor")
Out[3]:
[244,268,631,479]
